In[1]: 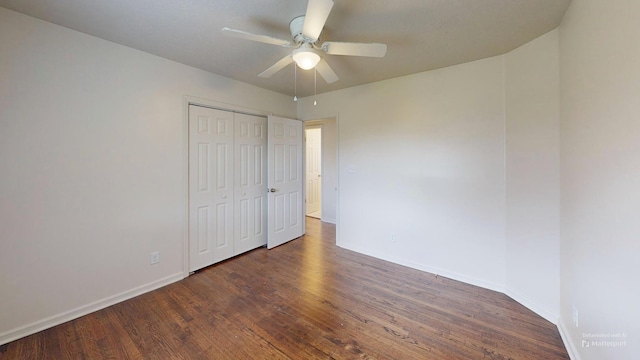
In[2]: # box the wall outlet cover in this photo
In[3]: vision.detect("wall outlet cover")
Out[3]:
[150,251,160,265]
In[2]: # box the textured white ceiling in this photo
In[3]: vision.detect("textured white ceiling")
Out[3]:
[0,0,571,97]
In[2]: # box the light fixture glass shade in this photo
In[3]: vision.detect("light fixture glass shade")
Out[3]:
[292,47,321,70]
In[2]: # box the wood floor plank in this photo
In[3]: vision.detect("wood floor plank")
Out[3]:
[0,218,569,359]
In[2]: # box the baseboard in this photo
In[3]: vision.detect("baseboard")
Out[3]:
[337,242,505,294]
[0,272,185,346]
[321,217,336,224]
[558,319,581,360]
[337,241,577,358]
[505,288,558,324]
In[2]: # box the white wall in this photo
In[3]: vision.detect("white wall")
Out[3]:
[559,0,640,359]
[304,118,338,224]
[0,7,295,345]
[505,30,560,323]
[298,31,565,329]
[298,57,508,291]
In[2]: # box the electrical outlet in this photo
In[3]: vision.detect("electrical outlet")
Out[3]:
[572,305,579,327]
[150,251,160,265]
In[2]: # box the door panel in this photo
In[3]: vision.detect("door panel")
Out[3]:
[196,206,210,253]
[234,113,267,255]
[189,106,234,271]
[267,116,304,249]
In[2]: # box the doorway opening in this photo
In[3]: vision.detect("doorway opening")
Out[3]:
[305,126,322,219]
[303,118,337,225]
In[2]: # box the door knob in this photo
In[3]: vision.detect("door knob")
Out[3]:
[268,188,276,192]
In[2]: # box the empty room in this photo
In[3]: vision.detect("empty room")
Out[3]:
[0,1,637,359]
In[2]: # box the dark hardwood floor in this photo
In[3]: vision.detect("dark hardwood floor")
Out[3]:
[0,218,569,359]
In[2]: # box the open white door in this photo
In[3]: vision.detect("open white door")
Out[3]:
[305,126,322,216]
[267,116,304,249]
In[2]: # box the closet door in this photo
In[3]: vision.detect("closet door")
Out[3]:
[189,106,234,271]
[189,107,303,271]
[267,115,304,249]
[234,113,268,255]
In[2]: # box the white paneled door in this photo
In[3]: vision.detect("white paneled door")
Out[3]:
[233,113,267,255]
[189,107,303,271]
[189,106,269,272]
[305,126,322,216]
[267,116,304,249]
[189,106,235,271]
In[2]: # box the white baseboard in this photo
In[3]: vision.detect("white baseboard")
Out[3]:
[558,319,581,360]
[337,242,505,294]
[337,242,578,359]
[0,272,185,346]
[505,288,559,324]
[321,217,336,224]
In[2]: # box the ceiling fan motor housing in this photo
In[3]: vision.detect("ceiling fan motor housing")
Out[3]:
[290,16,309,44]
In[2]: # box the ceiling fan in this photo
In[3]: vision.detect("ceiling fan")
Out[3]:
[221,0,387,84]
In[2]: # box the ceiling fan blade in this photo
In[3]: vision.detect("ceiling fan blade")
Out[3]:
[221,27,292,47]
[258,55,294,78]
[315,58,339,84]
[302,0,334,41]
[322,42,387,57]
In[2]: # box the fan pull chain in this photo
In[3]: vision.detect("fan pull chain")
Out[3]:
[293,63,298,102]
[314,67,317,106]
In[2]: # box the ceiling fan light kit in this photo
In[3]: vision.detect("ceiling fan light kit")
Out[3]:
[292,44,321,70]
[221,0,388,90]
